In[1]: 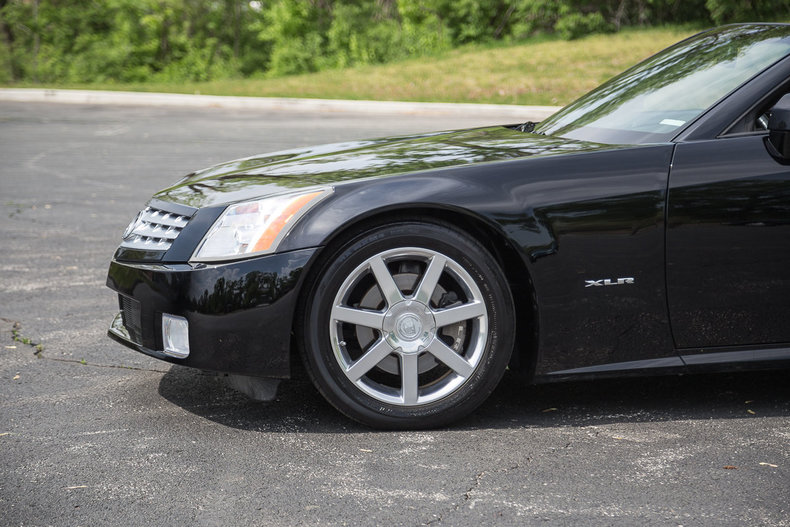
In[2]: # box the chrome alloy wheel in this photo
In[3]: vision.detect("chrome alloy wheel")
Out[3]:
[329,247,488,406]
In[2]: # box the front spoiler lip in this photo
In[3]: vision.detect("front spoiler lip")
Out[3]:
[108,311,170,361]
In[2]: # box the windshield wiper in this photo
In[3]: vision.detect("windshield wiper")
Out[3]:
[513,121,545,134]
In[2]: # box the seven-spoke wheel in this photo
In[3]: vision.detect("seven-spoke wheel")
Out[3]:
[300,221,514,429]
[330,247,487,406]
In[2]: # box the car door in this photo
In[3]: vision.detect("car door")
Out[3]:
[666,94,790,354]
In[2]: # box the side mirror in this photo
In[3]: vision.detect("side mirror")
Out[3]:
[767,94,790,159]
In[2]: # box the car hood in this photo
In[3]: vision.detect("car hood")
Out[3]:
[154,126,616,208]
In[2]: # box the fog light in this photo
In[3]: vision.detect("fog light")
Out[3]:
[162,314,190,358]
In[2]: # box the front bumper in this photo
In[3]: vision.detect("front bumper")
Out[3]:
[106,248,318,378]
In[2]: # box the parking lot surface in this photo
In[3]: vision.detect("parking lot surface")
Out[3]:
[1,101,788,526]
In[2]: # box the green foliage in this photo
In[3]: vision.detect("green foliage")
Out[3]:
[0,0,266,82]
[399,0,510,44]
[509,0,566,37]
[0,0,782,85]
[705,0,790,25]
[555,11,612,40]
[259,0,326,76]
[325,3,405,68]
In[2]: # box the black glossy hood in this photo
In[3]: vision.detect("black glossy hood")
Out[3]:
[154,126,615,208]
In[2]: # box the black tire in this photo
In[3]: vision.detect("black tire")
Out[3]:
[298,221,515,429]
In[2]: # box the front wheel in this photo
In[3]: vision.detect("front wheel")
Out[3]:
[299,221,515,429]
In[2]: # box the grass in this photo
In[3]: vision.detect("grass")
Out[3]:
[10,322,44,353]
[4,26,701,107]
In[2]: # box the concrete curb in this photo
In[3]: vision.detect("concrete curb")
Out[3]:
[0,88,560,121]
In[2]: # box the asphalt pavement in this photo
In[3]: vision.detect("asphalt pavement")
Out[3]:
[1,101,788,526]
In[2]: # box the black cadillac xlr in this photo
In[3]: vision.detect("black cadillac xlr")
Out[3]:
[108,24,790,428]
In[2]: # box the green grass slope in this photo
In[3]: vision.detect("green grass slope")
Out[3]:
[5,26,700,106]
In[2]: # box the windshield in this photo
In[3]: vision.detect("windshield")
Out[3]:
[535,24,790,144]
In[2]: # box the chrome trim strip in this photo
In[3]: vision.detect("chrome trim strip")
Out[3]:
[547,356,684,376]
[681,348,790,365]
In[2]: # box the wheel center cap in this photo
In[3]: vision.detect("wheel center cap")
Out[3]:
[382,300,436,354]
[396,314,422,341]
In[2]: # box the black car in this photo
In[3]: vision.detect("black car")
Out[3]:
[107,24,790,429]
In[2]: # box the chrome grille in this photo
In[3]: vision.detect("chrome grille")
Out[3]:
[119,294,142,344]
[120,205,190,251]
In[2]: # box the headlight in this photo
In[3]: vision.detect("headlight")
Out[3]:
[191,188,331,262]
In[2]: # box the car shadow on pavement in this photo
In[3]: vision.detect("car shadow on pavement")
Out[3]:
[157,365,790,432]
[157,366,367,433]
[468,367,790,429]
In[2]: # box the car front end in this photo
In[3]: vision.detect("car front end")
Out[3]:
[105,126,608,380]
[106,193,327,379]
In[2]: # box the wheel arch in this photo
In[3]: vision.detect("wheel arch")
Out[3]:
[289,204,540,380]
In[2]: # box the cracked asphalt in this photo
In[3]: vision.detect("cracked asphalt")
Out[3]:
[1,101,789,526]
